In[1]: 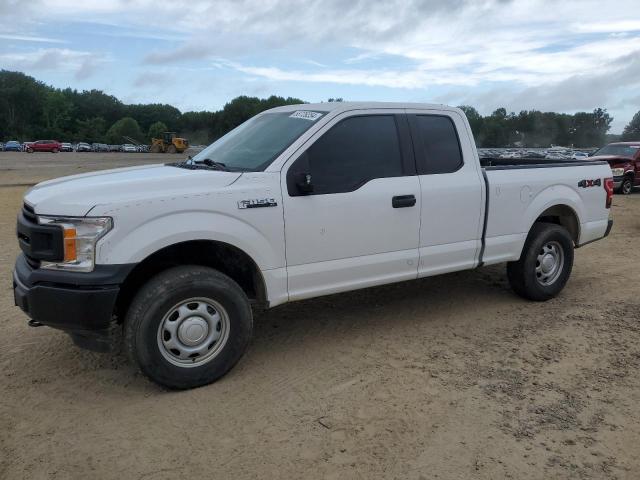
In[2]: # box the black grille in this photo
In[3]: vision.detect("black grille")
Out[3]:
[23,203,37,223]
[17,204,62,266]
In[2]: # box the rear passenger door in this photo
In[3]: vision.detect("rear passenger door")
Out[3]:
[282,111,421,301]
[407,110,485,276]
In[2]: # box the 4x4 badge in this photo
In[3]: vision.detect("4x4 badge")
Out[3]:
[578,179,601,188]
[238,198,278,209]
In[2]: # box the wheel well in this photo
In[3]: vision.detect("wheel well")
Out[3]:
[114,240,267,322]
[534,205,579,244]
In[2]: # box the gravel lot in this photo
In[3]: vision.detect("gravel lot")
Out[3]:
[1,152,639,479]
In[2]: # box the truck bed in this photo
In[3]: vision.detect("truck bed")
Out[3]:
[480,157,608,170]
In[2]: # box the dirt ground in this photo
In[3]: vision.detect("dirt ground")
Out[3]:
[1,152,639,479]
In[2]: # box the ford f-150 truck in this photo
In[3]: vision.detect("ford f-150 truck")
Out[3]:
[13,102,614,389]
[590,142,640,195]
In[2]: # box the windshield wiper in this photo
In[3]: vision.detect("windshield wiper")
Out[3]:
[198,158,229,171]
[167,158,232,172]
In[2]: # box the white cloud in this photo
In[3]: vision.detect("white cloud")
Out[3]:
[0,48,108,80]
[2,0,640,130]
[0,33,67,43]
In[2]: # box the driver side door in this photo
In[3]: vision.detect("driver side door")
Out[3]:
[281,111,421,301]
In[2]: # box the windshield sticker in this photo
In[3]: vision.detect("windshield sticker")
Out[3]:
[289,111,323,121]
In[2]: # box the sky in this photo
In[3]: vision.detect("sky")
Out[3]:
[1,0,639,133]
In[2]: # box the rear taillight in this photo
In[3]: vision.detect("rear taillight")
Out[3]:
[604,177,613,208]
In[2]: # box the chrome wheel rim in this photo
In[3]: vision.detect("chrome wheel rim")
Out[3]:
[157,297,230,367]
[535,241,565,286]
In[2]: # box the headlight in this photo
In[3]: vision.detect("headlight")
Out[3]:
[38,216,112,272]
[611,168,625,177]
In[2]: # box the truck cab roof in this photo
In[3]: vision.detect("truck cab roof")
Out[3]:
[268,101,459,114]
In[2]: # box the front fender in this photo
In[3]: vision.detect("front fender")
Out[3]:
[96,209,285,270]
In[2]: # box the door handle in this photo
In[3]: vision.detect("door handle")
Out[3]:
[392,195,416,208]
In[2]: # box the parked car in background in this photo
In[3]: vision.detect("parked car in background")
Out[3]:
[60,142,73,152]
[26,140,62,153]
[76,142,91,152]
[572,151,590,160]
[4,141,23,152]
[108,145,121,152]
[590,142,640,195]
[121,144,137,152]
[91,143,109,152]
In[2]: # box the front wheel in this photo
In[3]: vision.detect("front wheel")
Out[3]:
[125,266,253,389]
[507,223,574,301]
[619,177,633,195]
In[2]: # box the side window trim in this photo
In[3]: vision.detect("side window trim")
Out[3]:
[286,113,412,197]
[395,114,418,176]
[407,113,464,175]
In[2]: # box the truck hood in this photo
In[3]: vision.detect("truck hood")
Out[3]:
[589,155,633,167]
[25,164,242,216]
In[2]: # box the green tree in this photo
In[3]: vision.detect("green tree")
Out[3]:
[105,117,144,144]
[75,117,106,143]
[148,121,168,141]
[126,104,181,132]
[0,70,48,140]
[458,105,483,143]
[42,90,73,138]
[621,111,640,141]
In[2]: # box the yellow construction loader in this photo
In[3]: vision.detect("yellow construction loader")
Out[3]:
[150,132,189,154]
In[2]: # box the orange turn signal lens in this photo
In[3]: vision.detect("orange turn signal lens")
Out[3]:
[63,227,77,262]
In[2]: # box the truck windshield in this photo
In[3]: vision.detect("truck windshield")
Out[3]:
[593,145,639,158]
[191,111,326,171]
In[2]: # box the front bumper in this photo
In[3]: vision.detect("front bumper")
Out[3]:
[13,253,135,351]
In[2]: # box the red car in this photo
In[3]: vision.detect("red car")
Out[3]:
[26,140,62,153]
[590,142,640,195]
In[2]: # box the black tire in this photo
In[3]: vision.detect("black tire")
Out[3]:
[507,223,574,301]
[619,177,633,195]
[124,266,253,389]
[167,144,177,154]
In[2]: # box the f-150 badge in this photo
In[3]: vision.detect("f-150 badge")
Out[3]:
[238,198,278,209]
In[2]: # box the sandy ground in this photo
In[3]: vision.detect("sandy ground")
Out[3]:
[0,152,639,479]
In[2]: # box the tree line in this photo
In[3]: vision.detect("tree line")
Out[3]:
[1,70,638,147]
[0,70,303,145]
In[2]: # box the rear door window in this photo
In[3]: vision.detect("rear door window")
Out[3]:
[409,115,463,175]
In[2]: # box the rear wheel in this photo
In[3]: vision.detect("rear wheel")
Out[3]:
[150,143,162,153]
[507,223,574,301]
[167,144,177,154]
[52,148,58,153]
[125,266,253,389]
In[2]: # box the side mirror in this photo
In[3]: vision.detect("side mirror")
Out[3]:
[296,172,314,194]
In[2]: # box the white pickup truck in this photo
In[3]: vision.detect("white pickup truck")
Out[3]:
[14,102,614,389]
